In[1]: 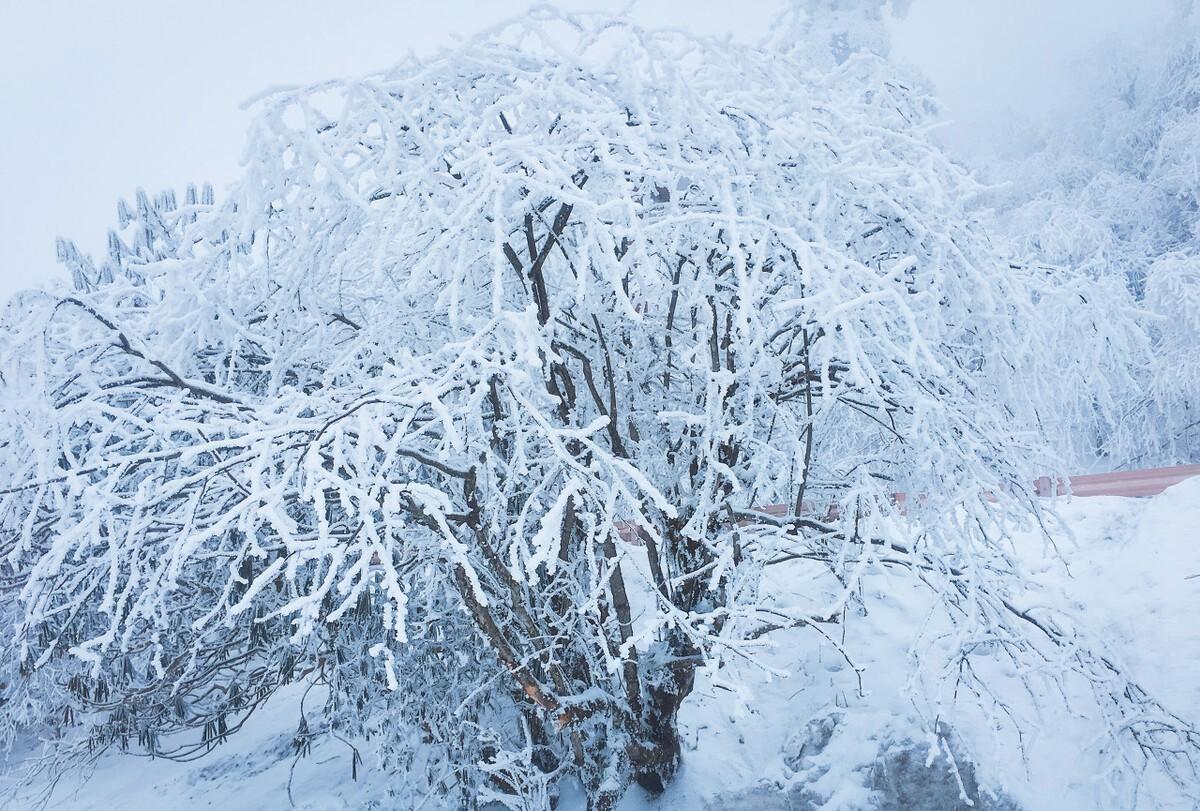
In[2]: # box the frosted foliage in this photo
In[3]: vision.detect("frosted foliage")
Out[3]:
[767,0,899,68]
[980,7,1200,467]
[1,10,1195,810]
[1146,254,1200,409]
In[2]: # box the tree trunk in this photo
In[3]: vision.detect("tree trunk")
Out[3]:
[587,789,620,811]
[626,641,698,795]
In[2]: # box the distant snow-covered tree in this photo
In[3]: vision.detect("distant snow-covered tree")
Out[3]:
[766,0,912,68]
[978,3,1200,467]
[2,9,1196,810]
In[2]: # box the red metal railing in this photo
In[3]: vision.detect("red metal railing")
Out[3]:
[616,464,1200,543]
[1034,463,1200,498]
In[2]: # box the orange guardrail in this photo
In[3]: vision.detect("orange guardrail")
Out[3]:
[617,464,1200,543]
[1035,463,1200,498]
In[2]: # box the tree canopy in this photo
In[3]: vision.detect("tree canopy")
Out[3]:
[2,9,1196,810]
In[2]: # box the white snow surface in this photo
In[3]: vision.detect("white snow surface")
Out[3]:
[8,480,1199,811]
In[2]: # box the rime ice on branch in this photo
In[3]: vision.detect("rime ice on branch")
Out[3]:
[1,8,1196,810]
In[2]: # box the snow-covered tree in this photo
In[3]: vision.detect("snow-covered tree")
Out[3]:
[2,9,1196,809]
[976,2,1200,468]
[766,0,912,69]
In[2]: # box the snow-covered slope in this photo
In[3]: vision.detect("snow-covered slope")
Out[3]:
[8,480,1199,811]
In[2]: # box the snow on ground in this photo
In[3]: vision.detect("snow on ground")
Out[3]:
[3,681,380,810]
[7,479,1198,810]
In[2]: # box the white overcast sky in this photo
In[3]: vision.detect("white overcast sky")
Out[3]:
[0,0,1171,301]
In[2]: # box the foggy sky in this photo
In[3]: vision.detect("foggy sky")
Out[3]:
[0,0,1173,300]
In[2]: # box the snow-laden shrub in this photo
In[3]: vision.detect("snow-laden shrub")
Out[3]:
[1,9,1196,809]
[1146,253,1200,397]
